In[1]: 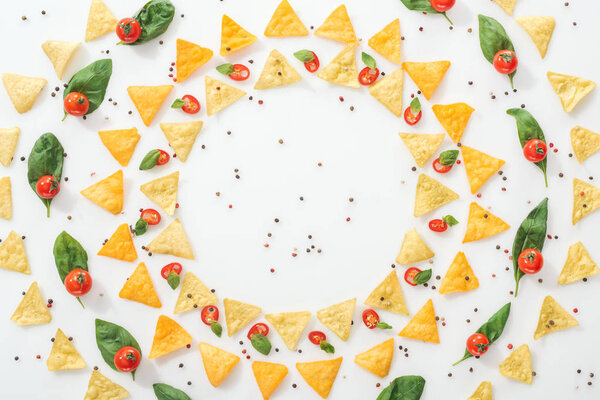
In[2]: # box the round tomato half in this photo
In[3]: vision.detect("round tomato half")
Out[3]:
[181,95,200,114]
[36,175,60,199]
[64,269,92,296]
[404,107,422,125]
[493,50,518,75]
[156,150,170,166]
[358,67,379,86]
[430,0,455,12]
[362,309,380,329]
[116,17,141,43]
[404,267,422,286]
[114,346,141,372]
[230,64,250,81]
[64,92,89,117]
[201,305,220,325]
[161,263,182,279]
[523,139,547,162]
[433,157,453,173]
[247,323,269,340]
[308,331,326,345]
[141,208,161,225]
[466,333,489,356]
[304,52,320,73]
[518,248,544,274]
[429,219,448,232]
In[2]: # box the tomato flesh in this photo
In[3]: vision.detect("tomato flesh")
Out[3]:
[201,305,220,325]
[304,52,320,73]
[116,17,141,43]
[64,92,89,117]
[358,67,379,86]
[404,107,422,125]
[181,95,200,114]
[429,219,448,232]
[466,333,489,356]
[64,269,92,296]
[230,64,250,81]
[433,158,452,173]
[518,248,544,274]
[430,0,455,12]
[141,208,161,225]
[308,331,326,345]
[523,139,547,162]
[493,50,518,75]
[156,150,170,165]
[362,309,380,329]
[404,267,422,286]
[36,175,60,199]
[161,263,182,279]
[247,323,269,340]
[114,346,141,372]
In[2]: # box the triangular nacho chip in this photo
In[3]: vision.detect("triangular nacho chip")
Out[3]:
[174,272,217,314]
[160,122,203,162]
[316,298,355,341]
[493,0,518,15]
[140,171,179,216]
[534,296,578,340]
[315,5,357,44]
[573,178,600,225]
[398,133,444,168]
[220,15,257,56]
[265,311,311,351]
[558,241,599,285]
[97,223,137,262]
[369,67,403,117]
[47,328,86,371]
[0,127,19,166]
[127,85,173,126]
[119,262,161,308]
[80,170,123,215]
[515,17,555,58]
[402,61,450,100]
[252,361,288,400]
[146,218,194,259]
[98,128,140,167]
[176,39,213,83]
[368,19,401,64]
[414,173,459,217]
[432,103,474,143]
[85,0,117,42]
[463,202,510,243]
[364,270,408,315]
[0,231,30,274]
[11,282,51,325]
[499,344,532,384]
[205,76,246,116]
[354,338,394,378]
[395,228,434,265]
[41,41,80,79]
[198,342,240,387]
[398,299,439,343]
[317,44,359,88]
[84,370,129,400]
[571,126,600,163]
[0,177,12,220]
[254,49,302,90]
[264,0,308,37]
[296,357,343,399]
[468,381,493,400]
[2,73,46,114]
[149,315,192,358]
[547,72,596,113]
[439,252,479,294]
[461,145,505,194]
[224,298,262,336]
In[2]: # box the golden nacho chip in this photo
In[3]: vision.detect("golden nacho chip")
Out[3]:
[315,5,357,44]
[354,338,394,378]
[265,311,311,350]
[84,370,129,400]
[515,17,555,58]
[396,228,434,264]
[176,39,213,83]
[414,173,459,217]
[198,342,240,387]
[463,202,510,243]
[80,170,123,215]
[547,72,596,113]
[205,76,246,116]
[468,381,493,400]
[364,270,408,315]
[534,296,578,340]
[573,178,600,225]
[160,122,203,162]
[439,251,479,294]
[296,357,343,399]
[220,15,257,56]
[174,272,217,314]
[149,315,192,359]
[2,73,46,114]
[398,299,439,343]
[127,85,173,126]
[369,67,403,116]
[255,49,302,90]
[252,361,288,400]
[47,328,86,371]
[0,176,12,220]
[41,41,80,79]
[11,282,51,325]
[118,262,162,308]
[85,0,117,42]
[461,145,505,194]
[317,298,356,341]
[398,133,444,168]
[140,171,179,216]
[0,127,19,166]
[318,44,359,88]
[264,0,308,37]
[146,218,195,259]
[368,19,401,64]
[98,128,140,167]
[492,0,518,15]
[571,126,600,163]
[402,61,450,100]
[499,344,532,384]
[558,241,599,285]
[432,103,474,143]
[97,223,137,262]
[0,231,30,274]
[224,298,262,336]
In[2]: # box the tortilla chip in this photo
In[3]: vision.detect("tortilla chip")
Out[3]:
[547,72,596,113]
[396,228,434,264]
[264,0,308,37]
[97,223,137,262]
[149,315,192,359]
[354,338,394,378]
[515,17,555,58]
[41,41,80,79]
[84,370,129,400]
[127,85,173,126]
[146,218,195,259]
[573,178,600,225]
[558,241,599,285]
[252,361,288,400]
[11,282,51,325]
[205,76,246,116]
[2,73,46,114]
[0,127,19,167]
[499,344,532,384]
[439,252,479,294]
[463,202,510,243]
[198,342,240,387]
[265,311,311,350]
[468,381,493,400]
[318,44,359,88]
[0,231,30,274]
[176,39,213,83]
[85,0,117,42]
[493,0,518,15]
[364,271,408,315]
[47,328,86,371]
[402,61,450,100]
[315,5,357,44]
[98,128,140,167]
[368,19,401,64]
[571,126,600,163]
[316,298,355,341]
[432,103,474,143]
[140,171,179,216]
[220,15,257,56]
[224,298,262,336]
[174,272,217,314]
[0,176,12,220]
[119,262,162,308]
[398,133,444,168]
[414,173,459,217]
[461,145,505,194]
[398,299,439,343]
[80,170,123,215]
[369,67,403,117]
[160,122,203,162]
[534,296,578,340]
[255,50,302,90]
[296,357,343,399]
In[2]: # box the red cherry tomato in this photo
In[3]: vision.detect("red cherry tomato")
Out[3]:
[161,263,182,279]
[493,50,518,75]
[64,92,89,117]
[523,139,547,162]
[181,95,200,114]
[229,64,250,81]
[429,219,448,232]
[404,106,422,125]
[116,17,141,43]
[308,331,326,345]
[140,209,161,225]
[201,305,220,325]
[64,269,92,296]
[466,333,490,357]
[304,52,320,73]
[247,323,269,340]
[358,67,379,86]
[362,309,380,329]
[36,175,60,199]
[156,150,170,165]
[433,157,453,173]
[518,248,544,274]
[430,0,456,12]
[114,346,141,373]
[404,267,422,286]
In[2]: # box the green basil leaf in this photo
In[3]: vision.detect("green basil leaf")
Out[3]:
[410,97,421,114]
[216,63,235,76]
[361,52,377,70]
[377,375,426,400]
[53,231,88,283]
[250,333,272,355]
[293,50,314,63]
[125,0,175,45]
[95,319,142,379]
[439,150,459,166]
[139,149,161,170]
[153,383,191,400]
[376,322,393,330]
[414,269,432,285]
[478,15,516,87]
[167,271,180,290]
[442,215,459,226]
[63,59,112,115]
[320,341,335,354]
[506,108,548,186]
[135,218,148,236]
[171,98,185,109]
[27,133,64,217]
[210,322,223,338]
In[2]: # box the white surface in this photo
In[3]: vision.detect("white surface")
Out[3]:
[1,0,599,399]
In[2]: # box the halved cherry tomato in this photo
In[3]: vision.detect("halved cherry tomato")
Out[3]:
[429,219,448,232]
[157,150,170,165]
[308,331,326,345]
[182,94,200,114]
[247,323,269,340]
[116,17,141,43]
[433,157,453,173]
[493,50,518,75]
[36,175,60,199]
[201,305,219,325]
[64,92,89,117]
[404,106,422,125]
[362,309,380,329]
[230,64,250,81]
[466,333,489,357]
[140,209,161,225]
[161,263,182,279]
[430,0,455,12]
[64,269,92,296]
[518,248,544,274]
[114,346,141,373]
[404,267,422,286]
[304,52,320,73]
[358,67,379,86]
[523,139,547,163]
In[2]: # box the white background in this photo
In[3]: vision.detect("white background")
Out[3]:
[1,0,599,399]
